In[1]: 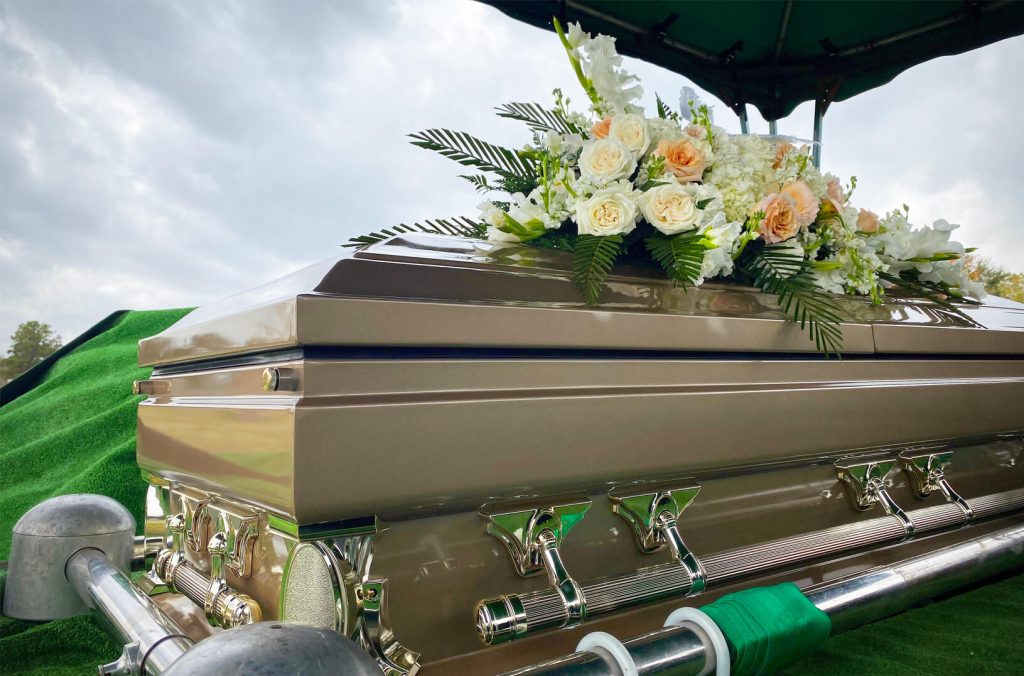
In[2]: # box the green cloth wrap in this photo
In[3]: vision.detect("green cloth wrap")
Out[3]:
[701,582,831,675]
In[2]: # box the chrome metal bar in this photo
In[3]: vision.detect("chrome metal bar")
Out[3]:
[483,487,1024,645]
[66,547,192,675]
[156,550,261,628]
[505,521,1024,675]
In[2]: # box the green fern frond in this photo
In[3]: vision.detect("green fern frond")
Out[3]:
[645,232,705,289]
[343,217,486,248]
[460,174,493,193]
[409,129,536,176]
[495,102,577,135]
[655,94,681,122]
[572,234,623,305]
[744,244,846,357]
[877,270,977,324]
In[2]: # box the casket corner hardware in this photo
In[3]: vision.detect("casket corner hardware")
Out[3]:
[608,481,706,594]
[899,449,974,522]
[835,456,915,536]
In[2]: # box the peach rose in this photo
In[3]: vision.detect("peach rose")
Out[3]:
[756,193,800,243]
[591,116,612,139]
[827,177,845,209]
[655,138,705,182]
[856,209,880,233]
[772,142,795,169]
[684,125,704,139]
[780,181,819,227]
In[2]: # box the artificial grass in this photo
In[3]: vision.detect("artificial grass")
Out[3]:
[0,309,191,675]
[1,306,1022,674]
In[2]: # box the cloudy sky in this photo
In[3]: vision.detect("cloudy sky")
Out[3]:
[2,0,1023,352]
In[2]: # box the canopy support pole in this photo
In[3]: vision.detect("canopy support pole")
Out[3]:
[812,99,824,166]
[812,75,843,167]
[735,103,749,134]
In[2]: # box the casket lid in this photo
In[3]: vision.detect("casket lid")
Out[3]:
[139,234,1024,367]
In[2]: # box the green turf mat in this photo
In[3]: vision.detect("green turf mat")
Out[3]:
[1,309,190,675]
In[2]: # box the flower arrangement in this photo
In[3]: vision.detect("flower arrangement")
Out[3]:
[348,19,985,356]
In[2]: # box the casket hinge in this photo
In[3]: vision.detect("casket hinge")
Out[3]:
[835,457,915,537]
[608,483,706,594]
[899,450,974,523]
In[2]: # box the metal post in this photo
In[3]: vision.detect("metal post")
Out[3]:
[768,120,778,135]
[737,103,749,134]
[812,97,825,166]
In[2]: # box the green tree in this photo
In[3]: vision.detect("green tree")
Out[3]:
[0,321,63,381]
[965,257,1024,303]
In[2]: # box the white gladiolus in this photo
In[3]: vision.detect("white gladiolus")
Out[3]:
[580,35,643,114]
[697,213,743,283]
[573,180,640,236]
[566,22,591,49]
[578,137,637,183]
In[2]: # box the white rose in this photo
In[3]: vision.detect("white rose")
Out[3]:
[609,114,650,156]
[639,182,699,235]
[577,137,637,183]
[574,180,640,236]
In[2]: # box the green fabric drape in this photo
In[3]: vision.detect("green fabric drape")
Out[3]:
[701,582,831,676]
[0,308,191,675]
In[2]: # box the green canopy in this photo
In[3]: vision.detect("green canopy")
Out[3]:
[481,0,1024,122]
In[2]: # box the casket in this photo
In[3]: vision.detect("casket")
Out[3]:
[120,234,1024,674]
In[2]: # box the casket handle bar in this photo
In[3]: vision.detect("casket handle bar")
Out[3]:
[608,483,706,593]
[835,456,916,537]
[476,488,707,646]
[144,513,262,629]
[899,450,974,523]
[476,498,591,644]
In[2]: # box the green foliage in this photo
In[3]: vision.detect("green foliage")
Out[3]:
[877,271,976,323]
[966,256,1024,302]
[344,217,486,248]
[695,197,714,210]
[645,232,705,289]
[572,234,623,305]
[495,102,576,135]
[460,174,494,193]
[1,321,62,381]
[655,94,681,121]
[409,129,536,177]
[496,173,540,195]
[744,244,846,357]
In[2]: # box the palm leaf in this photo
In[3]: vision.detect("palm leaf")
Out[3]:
[460,174,494,193]
[409,129,536,176]
[744,244,846,357]
[495,102,577,135]
[877,270,977,324]
[645,232,704,289]
[343,217,486,248]
[572,234,623,305]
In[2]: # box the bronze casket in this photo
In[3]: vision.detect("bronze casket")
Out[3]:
[128,234,1024,674]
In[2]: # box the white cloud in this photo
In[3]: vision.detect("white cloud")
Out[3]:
[1,0,1022,354]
